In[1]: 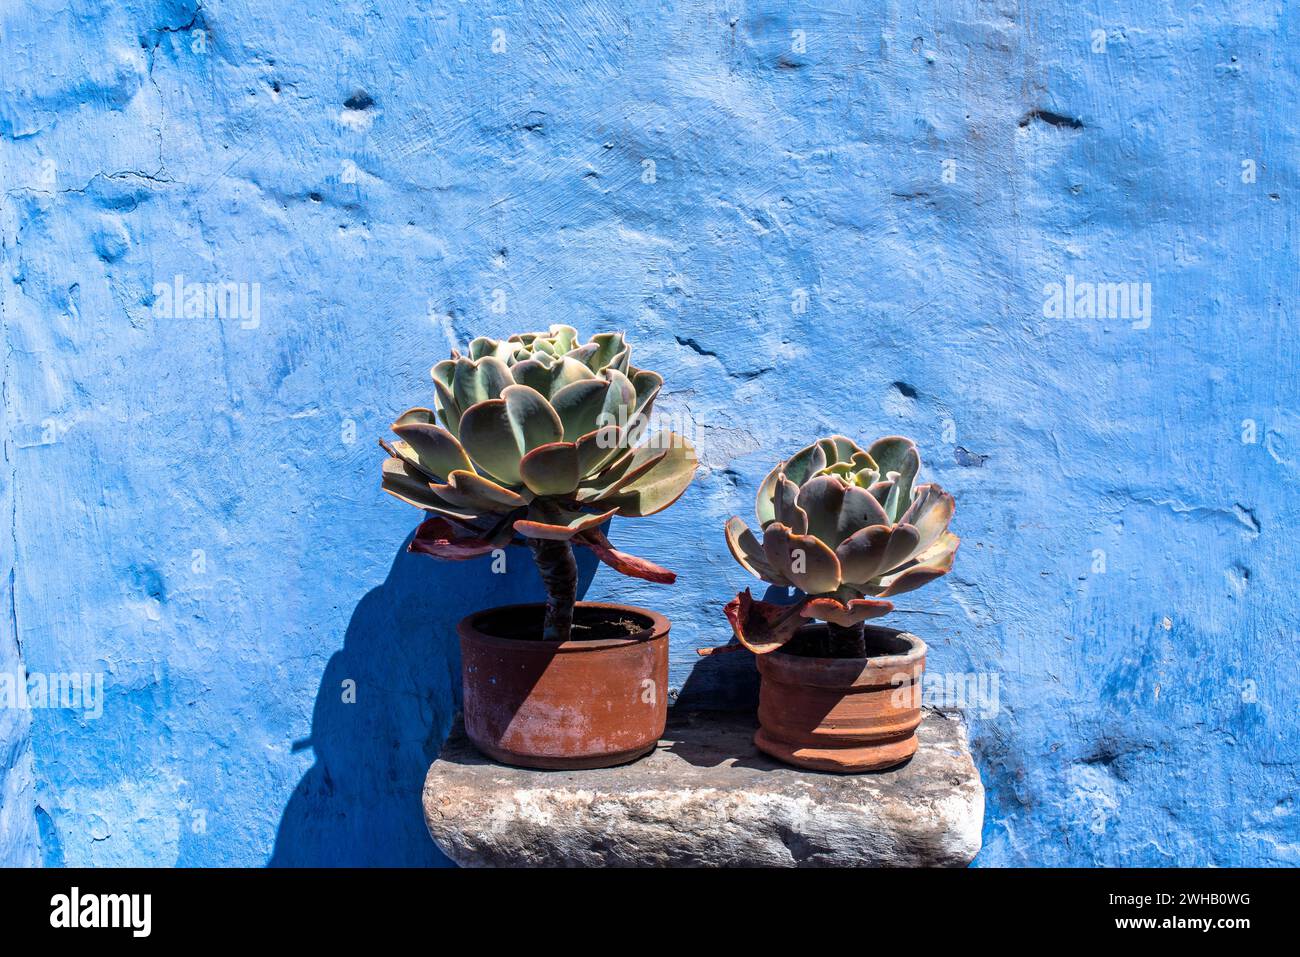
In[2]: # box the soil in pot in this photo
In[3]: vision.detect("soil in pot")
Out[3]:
[471,604,651,642]
[459,601,670,771]
[754,622,926,774]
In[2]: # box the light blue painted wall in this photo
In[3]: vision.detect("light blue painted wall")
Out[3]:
[2,0,1297,866]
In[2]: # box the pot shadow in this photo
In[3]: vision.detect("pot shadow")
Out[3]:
[671,582,792,718]
[659,709,774,772]
[672,648,760,713]
[269,533,596,866]
[663,586,772,771]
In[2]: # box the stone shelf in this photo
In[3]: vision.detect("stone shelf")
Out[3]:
[423,708,984,867]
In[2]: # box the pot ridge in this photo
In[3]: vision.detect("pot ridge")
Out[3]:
[754,623,927,773]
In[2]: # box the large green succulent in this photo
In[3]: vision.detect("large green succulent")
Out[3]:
[380,325,697,639]
[722,435,958,653]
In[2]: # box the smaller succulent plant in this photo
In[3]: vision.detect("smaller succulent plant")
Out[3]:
[720,434,957,657]
[380,325,697,641]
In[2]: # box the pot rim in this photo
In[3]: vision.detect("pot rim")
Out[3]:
[758,624,927,687]
[458,600,670,653]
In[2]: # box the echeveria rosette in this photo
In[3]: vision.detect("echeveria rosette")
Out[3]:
[379,325,697,585]
[722,435,958,653]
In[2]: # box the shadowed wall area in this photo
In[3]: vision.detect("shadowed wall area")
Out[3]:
[270,537,596,867]
[2,1,1297,866]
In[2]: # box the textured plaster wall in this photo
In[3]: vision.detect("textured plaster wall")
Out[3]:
[2,0,1297,866]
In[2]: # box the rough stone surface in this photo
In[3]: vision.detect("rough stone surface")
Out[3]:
[423,709,983,867]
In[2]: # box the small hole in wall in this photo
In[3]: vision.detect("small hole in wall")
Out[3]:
[344,90,375,111]
[954,447,989,467]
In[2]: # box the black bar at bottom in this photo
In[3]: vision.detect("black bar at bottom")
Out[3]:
[0,867,1287,941]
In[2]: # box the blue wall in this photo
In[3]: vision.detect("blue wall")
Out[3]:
[2,0,1297,866]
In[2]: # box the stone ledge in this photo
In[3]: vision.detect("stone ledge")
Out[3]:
[423,708,983,867]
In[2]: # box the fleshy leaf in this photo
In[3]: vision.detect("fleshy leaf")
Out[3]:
[849,451,879,485]
[835,484,891,544]
[380,458,491,528]
[518,441,581,496]
[795,475,848,547]
[866,478,894,508]
[724,516,788,585]
[599,367,638,429]
[755,464,781,527]
[579,527,676,584]
[548,324,579,353]
[772,474,809,535]
[911,530,960,566]
[781,442,828,486]
[868,436,919,518]
[724,588,810,654]
[549,378,611,442]
[876,538,957,597]
[574,443,668,503]
[391,420,473,479]
[607,346,631,375]
[630,369,663,420]
[430,364,462,436]
[879,523,922,573]
[761,523,842,595]
[586,332,628,373]
[457,398,525,486]
[467,336,508,361]
[394,407,436,428]
[452,355,513,413]
[508,358,551,396]
[430,362,456,392]
[575,424,627,475]
[430,469,529,512]
[503,384,564,454]
[514,506,619,541]
[817,435,865,469]
[800,596,894,627]
[602,434,698,517]
[899,483,956,552]
[835,524,894,585]
[408,517,498,560]
[547,356,597,395]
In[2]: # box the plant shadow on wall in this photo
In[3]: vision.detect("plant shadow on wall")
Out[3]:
[269,533,597,867]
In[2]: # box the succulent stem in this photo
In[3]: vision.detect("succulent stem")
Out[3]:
[528,537,577,642]
[826,620,867,658]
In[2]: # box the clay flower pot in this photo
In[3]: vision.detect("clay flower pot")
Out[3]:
[459,601,670,770]
[754,623,926,773]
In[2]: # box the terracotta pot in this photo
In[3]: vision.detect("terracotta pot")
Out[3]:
[459,601,669,770]
[754,624,926,773]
